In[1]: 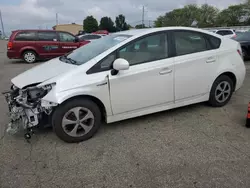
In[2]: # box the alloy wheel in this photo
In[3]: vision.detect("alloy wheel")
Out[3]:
[62,107,94,137]
[215,81,231,103]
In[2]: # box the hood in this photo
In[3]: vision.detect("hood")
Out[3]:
[11,58,77,89]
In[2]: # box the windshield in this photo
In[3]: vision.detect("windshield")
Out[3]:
[234,32,250,41]
[62,34,132,65]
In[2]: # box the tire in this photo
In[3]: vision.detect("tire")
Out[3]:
[52,98,102,143]
[208,75,234,107]
[23,50,37,63]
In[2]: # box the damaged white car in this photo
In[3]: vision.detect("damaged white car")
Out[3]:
[4,27,246,143]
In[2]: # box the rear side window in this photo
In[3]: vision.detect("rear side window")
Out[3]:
[58,32,75,42]
[216,30,225,35]
[216,30,233,36]
[15,31,37,41]
[206,35,221,49]
[174,31,207,56]
[38,32,57,41]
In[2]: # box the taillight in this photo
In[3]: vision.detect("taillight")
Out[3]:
[7,42,13,50]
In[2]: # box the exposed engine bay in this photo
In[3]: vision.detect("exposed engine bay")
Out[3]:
[3,84,57,139]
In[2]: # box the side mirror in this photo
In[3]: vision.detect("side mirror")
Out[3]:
[113,58,129,71]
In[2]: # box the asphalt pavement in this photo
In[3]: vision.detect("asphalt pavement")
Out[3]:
[1,40,250,188]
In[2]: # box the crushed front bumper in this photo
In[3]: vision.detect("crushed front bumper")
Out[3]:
[3,90,40,135]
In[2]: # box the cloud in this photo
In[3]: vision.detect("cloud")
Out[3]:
[0,0,245,34]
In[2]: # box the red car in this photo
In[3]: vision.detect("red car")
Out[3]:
[92,30,109,35]
[7,30,89,63]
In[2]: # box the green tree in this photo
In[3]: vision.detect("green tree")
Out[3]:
[154,16,164,27]
[154,5,202,27]
[83,16,98,33]
[135,24,147,29]
[216,4,247,26]
[198,4,219,27]
[115,14,129,31]
[99,17,116,32]
[154,4,219,28]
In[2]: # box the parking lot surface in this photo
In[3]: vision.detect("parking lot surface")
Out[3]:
[1,40,250,188]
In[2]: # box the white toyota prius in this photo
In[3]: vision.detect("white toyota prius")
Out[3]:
[4,27,246,142]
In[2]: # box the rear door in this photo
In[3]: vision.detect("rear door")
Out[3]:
[172,30,220,101]
[58,31,79,54]
[36,31,61,59]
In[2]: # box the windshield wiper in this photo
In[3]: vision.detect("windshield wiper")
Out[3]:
[59,55,77,65]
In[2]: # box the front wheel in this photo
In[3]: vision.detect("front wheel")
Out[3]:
[52,99,102,143]
[208,75,234,107]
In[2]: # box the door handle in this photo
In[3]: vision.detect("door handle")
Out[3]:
[159,68,172,75]
[206,57,216,63]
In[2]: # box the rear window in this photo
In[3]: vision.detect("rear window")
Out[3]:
[206,35,221,49]
[38,32,57,41]
[216,30,233,36]
[15,31,37,41]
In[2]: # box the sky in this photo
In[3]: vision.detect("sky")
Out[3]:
[0,0,245,35]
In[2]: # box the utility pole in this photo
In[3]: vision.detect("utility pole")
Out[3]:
[142,6,144,27]
[56,13,58,25]
[0,9,5,37]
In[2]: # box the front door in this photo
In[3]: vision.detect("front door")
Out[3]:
[58,32,79,55]
[172,30,218,101]
[108,32,175,114]
[36,31,61,59]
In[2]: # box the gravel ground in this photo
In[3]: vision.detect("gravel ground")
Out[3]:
[1,40,250,188]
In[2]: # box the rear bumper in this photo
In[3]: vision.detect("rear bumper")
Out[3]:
[7,51,20,59]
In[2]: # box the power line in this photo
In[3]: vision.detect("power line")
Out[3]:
[0,9,5,37]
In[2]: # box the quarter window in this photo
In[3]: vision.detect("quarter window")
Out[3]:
[206,35,221,49]
[38,32,57,41]
[59,32,76,42]
[118,33,168,66]
[174,31,207,56]
[15,32,37,41]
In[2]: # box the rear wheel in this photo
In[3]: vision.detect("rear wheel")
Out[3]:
[208,75,234,107]
[23,50,37,63]
[52,98,102,143]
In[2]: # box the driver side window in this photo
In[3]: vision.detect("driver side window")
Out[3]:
[118,33,168,66]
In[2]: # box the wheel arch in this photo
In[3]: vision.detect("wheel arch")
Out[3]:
[59,95,107,122]
[213,72,237,91]
[21,48,38,57]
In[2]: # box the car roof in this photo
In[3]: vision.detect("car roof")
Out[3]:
[216,29,234,31]
[12,29,55,32]
[116,27,220,37]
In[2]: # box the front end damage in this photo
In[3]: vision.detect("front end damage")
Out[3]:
[3,83,57,139]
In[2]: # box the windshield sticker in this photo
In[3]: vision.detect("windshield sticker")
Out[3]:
[114,37,128,41]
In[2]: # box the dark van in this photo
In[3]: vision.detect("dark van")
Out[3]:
[7,30,89,63]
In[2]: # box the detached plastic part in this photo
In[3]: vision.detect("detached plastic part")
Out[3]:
[246,102,250,128]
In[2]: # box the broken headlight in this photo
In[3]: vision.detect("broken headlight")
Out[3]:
[27,83,55,103]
